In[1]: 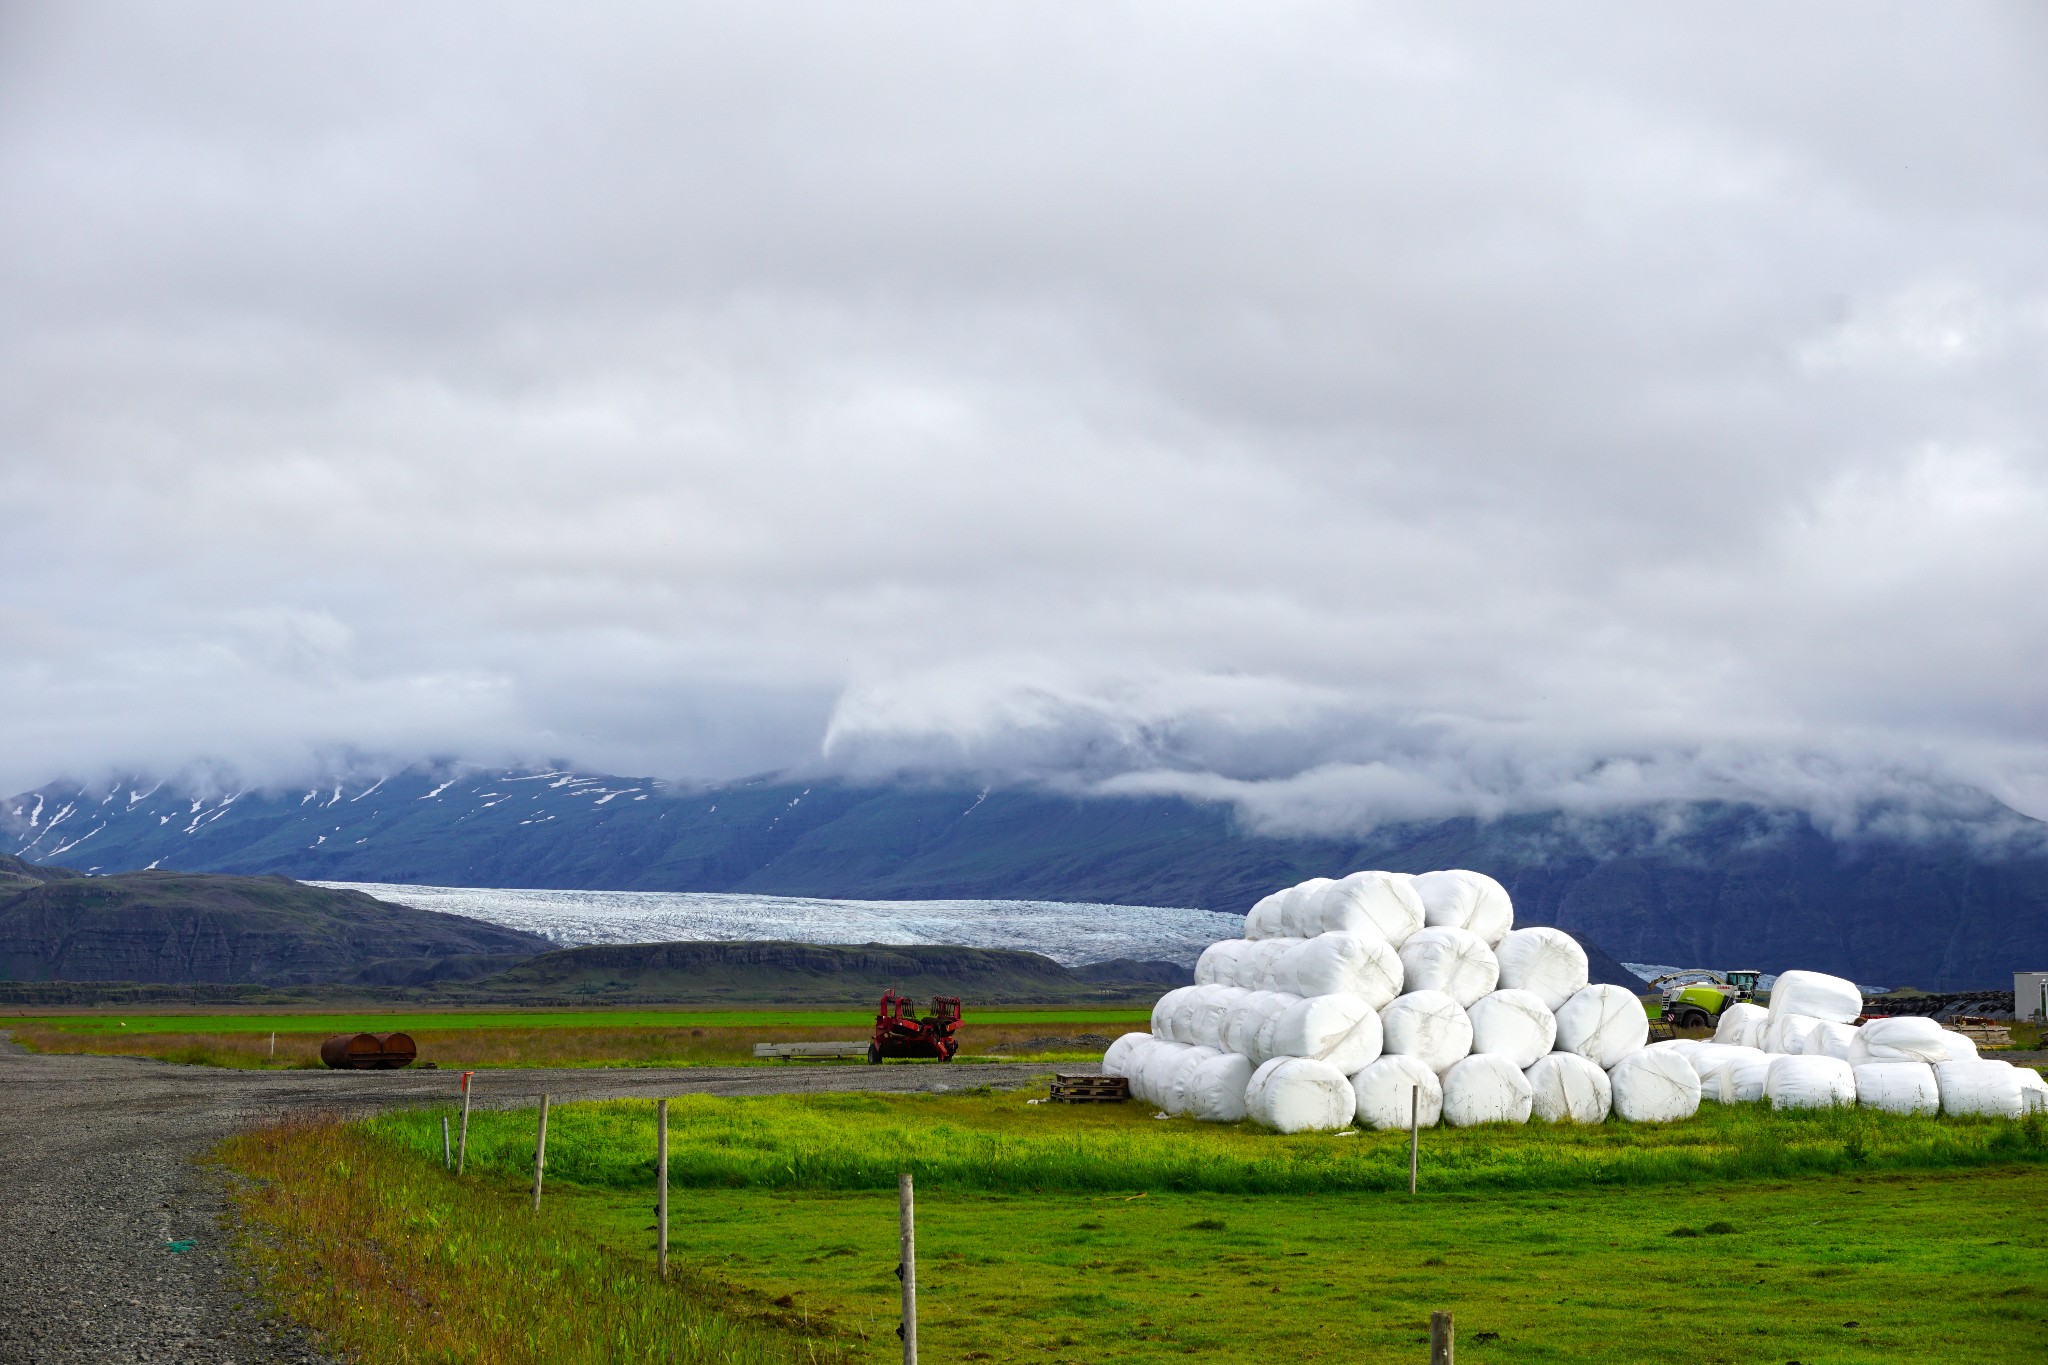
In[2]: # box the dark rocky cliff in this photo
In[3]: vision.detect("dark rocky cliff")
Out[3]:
[0,870,550,985]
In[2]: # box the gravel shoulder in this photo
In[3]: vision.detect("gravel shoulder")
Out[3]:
[0,1033,1034,1364]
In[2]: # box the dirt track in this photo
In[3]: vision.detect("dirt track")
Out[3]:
[0,1036,1033,1364]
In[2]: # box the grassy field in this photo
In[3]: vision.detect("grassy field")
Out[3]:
[221,1089,2048,1365]
[7,1009,1148,1069]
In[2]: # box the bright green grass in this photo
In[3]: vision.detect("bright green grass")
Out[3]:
[12,1007,1151,1036]
[371,1086,2048,1197]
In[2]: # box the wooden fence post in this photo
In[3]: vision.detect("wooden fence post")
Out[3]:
[656,1097,670,1278]
[456,1071,475,1175]
[899,1172,917,1365]
[1409,1085,1420,1196]
[1429,1310,1453,1364]
[531,1094,550,1211]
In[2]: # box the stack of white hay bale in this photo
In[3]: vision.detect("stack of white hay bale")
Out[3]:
[1691,970,2048,1119]
[1102,870,2048,1132]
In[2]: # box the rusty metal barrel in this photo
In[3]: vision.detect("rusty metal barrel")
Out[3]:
[320,1031,419,1069]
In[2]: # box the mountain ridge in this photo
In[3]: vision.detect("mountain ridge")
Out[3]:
[7,765,2046,988]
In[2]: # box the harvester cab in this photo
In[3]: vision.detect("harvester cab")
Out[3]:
[1651,969,1761,1030]
[868,990,963,1063]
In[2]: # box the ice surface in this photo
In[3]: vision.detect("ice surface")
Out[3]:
[312,881,1226,966]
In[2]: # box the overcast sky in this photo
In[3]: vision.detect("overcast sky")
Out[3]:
[4,4,2047,833]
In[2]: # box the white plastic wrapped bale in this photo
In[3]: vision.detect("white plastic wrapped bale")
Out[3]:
[1243,938,1304,991]
[1244,890,1290,940]
[1247,1057,1357,1133]
[1934,1060,2025,1118]
[1156,1045,1221,1116]
[1465,988,1558,1069]
[1712,1001,1770,1049]
[1413,869,1515,947]
[1686,1044,1765,1099]
[1441,1053,1535,1126]
[1275,932,1404,1008]
[1195,939,1252,988]
[1608,1048,1702,1122]
[1765,1055,1856,1110]
[1397,926,1500,1007]
[1101,1032,1150,1080]
[1493,927,1589,1011]
[1168,987,1221,1046]
[1847,1016,1950,1065]
[1186,1051,1257,1122]
[1763,1012,1823,1056]
[1380,989,1474,1074]
[1264,994,1384,1073]
[1222,990,1292,1058]
[1311,870,1425,945]
[1937,1030,1979,1062]
[1351,1054,1445,1130]
[1808,1021,1859,1061]
[1277,879,1338,938]
[1767,970,1863,1025]
[1853,1061,1940,1115]
[1134,1039,1188,1106]
[1191,986,1250,1050]
[2016,1066,2048,1115]
[1553,984,1651,1068]
[1525,1051,1612,1122]
[1148,986,1190,1042]
[1719,1053,1774,1103]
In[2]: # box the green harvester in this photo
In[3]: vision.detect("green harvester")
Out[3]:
[1650,969,1763,1030]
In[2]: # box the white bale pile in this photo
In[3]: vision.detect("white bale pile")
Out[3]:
[1132,871,2040,1134]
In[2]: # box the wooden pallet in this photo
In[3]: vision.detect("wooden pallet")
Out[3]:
[1049,1073,1129,1103]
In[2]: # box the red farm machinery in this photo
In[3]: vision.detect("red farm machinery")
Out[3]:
[868,990,962,1063]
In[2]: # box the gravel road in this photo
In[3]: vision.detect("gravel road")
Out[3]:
[0,1035,1035,1364]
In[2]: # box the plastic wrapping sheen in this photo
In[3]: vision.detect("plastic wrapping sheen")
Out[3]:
[1157,1045,1221,1116]
[1712,1001,1769,1048]
[1767,970,1863,1025]
[1718,1053,1774,1103]
[1379,989,1474,1074]
[2016,1067,2048,1115]
[1168,987,1216,1045]
[1150,987,1198,1042]
[1553,984,1651,1068]
[1244,890,1290,940]
[1934,1060,2026,1119]
[1412,869,1515,947]
[1275,932,1404,1008]
[1938,1030,1980,1062]
[1265,994,1384,1073]
[1248,1057,1357,1133]
[1222,990,1293,1058]
[1763,1011,1823,1056]
[1685,1043,1765,1096]
[1493,927,1589,1011]
[1524,1051,1612,1123]
[1765,1055,1856,1110]
[1187,1052,1257,1122]
[1608,1049,1702,1123]
[1243,938,1303,991]
[1396,926,1501,1007]
[1350,1054,1445,1130]
[1852,1061,1940,1115]
[1277,878,1338,938]
[1101,1032,1150,1079]
[1134,1039,1188,1106]
[1441,1053,1535,1127]
[1195,939,1251,988]
[1311,870,1426,946]
[1190,985,1249,1051]
[1808,1021,1859,1061]
[1847,1016,1951,1065]
[1465,989,1558,1069]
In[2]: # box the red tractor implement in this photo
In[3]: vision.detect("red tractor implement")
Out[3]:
[868,991,962,1063]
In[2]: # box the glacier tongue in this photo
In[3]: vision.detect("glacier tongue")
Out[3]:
[312,881,1223,966]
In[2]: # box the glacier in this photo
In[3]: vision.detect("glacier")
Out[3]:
[313,881,1226,967]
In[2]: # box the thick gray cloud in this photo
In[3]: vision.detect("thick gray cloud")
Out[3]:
[4,3,2048,831]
